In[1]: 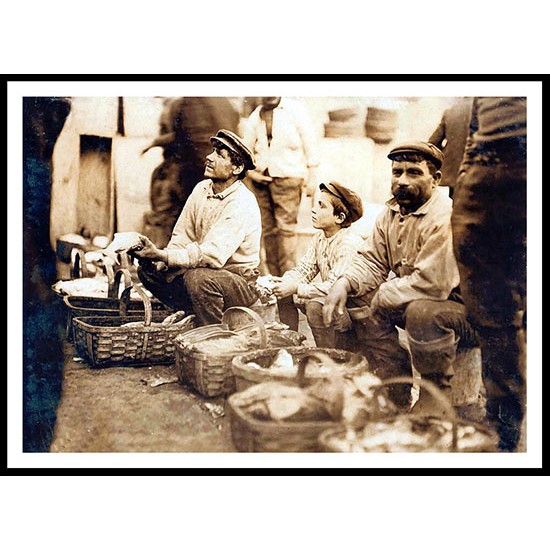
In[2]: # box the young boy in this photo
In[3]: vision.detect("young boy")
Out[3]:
[272,181,364,347]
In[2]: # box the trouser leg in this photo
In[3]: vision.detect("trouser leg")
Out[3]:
[452,143,526,450]
[183,267,259,326]
[137,262,193,312]
[404,299,478,417]
[270,177,304,274]
[277,294,300,332]
[354,304,413,410]
[305,299,337,348]
[245,177,279,276]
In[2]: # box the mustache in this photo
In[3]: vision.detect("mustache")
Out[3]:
[394,189,418,200]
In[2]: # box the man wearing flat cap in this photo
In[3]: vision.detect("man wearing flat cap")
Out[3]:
[323,141,479,415]
[134,129,262,325]
[272,181,364,347]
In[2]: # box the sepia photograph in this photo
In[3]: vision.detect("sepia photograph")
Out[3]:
[7,78,542,470]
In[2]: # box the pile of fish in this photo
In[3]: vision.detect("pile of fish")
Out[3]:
[324,417,492,453]
[231,368,396,425]
[121,311,195,330]
[52,276,112,298]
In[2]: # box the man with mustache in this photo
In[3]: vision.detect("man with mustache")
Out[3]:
[323,141,479,415]
[134,129,261,326]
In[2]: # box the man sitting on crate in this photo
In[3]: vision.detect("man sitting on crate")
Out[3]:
[133,129,262,326]
[322,142,480,417]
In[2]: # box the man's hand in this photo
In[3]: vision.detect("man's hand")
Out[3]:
[272,278,298,299]
[323,278,350,327]
[132,236,164,262]
[247,169,273,185]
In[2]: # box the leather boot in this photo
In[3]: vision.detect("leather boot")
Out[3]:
[408,331,458,418]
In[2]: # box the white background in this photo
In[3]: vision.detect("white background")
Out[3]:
[3,2,547,548]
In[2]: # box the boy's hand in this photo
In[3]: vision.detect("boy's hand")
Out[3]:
[272,278,298,299]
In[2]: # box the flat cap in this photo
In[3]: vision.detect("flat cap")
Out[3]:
[387,141,444,170]
[210,129,256,171]
[320,181,364,223]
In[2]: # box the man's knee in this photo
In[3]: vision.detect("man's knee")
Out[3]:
[183,268,213,296]
[403,300,441,340]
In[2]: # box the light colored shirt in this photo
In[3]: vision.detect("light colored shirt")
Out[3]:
[164,179,261,273]
[242,98,319,179]
[344,189,460,309]
[282,228,364,299]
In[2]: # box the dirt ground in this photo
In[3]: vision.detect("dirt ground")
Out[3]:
[50,341,235,452]
[49,314,315,453]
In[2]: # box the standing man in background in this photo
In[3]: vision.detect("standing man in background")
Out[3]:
[242,97,320,276]
[428,97,474,198]
[451,97,527,452]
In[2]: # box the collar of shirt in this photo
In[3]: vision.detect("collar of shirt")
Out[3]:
[386,190,441,217]
[206,179,242,200]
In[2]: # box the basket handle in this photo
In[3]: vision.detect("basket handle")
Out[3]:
[108,267,133,300]
[371,376,458,451]
[119,283,152,326]
[70,248,89,279]
[221,306,267,348]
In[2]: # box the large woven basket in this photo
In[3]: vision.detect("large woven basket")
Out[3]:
[63,268,170,340]
[174,307,269,397]
[318,376,498,453]
[227,358,341,452]
[73,283,195,368]
[231,347,369,393]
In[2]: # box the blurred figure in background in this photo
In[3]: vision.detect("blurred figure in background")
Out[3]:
[23,96,72,451]
[242,97,320,276]
[451,97,527,452]
[142,96,240,247]
[428,97,474,198]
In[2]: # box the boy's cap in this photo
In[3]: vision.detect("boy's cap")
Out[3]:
[387,141,444,170]
[210,129,256,170]
[319,181,364,223]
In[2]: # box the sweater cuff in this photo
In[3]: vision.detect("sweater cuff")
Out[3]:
[296,282,310,299]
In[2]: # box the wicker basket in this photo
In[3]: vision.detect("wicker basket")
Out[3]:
[318,376,498,453]
[231,347,369,393]
[227,358,340,452]
[174,307,268,397]
[73,283,195,368]
[63,268,170,340]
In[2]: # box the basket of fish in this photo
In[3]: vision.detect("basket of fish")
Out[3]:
[174,308,305,398]
[73,282,195,368]
[63,268,171,340]
[227,364,394,453]
[231,347,369,392]
[318,376,498,453]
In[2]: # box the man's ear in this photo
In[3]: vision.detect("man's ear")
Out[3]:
[433,170,442,186]
[232,164,245,176]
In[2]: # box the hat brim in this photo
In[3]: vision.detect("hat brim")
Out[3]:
[210,136,255,170]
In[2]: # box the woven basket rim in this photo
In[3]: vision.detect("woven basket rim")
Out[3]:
[232,346,368,378]
[73,315,193,335]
